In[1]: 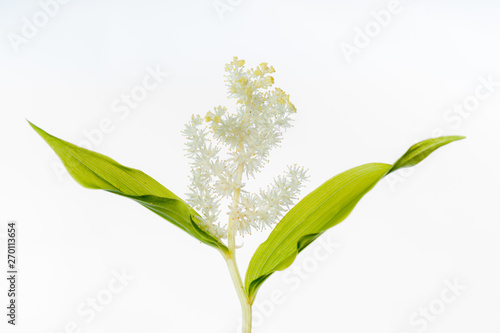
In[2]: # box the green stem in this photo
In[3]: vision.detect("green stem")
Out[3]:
[225,255,252,333]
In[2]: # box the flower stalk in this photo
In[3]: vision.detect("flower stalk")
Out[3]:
[224,252,252,333]
[226,154,252,332]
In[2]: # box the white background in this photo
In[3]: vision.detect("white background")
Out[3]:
[1,1,500,332]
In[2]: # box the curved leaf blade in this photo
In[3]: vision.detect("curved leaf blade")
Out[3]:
[245,136,464,301]
[29,121,228,254]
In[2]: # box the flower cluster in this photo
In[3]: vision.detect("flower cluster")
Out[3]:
[183,57,308,238]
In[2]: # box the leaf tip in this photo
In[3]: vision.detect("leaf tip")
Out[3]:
[27,121,47,137]
[447,135,466,141]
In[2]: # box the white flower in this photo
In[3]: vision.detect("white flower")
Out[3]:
[183,57,308,238]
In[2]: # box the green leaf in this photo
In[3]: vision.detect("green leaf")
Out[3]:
[245,136,464,301]
[29,121,228,255]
